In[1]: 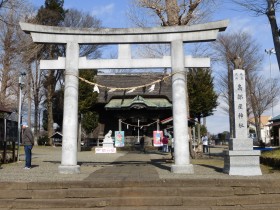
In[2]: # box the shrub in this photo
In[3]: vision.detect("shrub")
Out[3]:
[38,135,49,146]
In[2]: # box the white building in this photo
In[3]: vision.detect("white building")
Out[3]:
[248,116,272,145]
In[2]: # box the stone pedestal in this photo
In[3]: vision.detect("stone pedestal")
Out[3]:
[102,141,114,148]
[95,137,116,153]
[224,138,262,176]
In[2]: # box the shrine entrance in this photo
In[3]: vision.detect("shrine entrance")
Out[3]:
[20,20,228,174]
[94,74,174,147]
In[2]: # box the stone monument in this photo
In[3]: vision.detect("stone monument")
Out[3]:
[103,130,114,148]
[95,130,116,153]
[224,69,262,176]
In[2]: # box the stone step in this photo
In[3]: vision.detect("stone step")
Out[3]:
[1,206,280,210]
[0,179,280,209]
[0,186,236,199]
[0,194,279,208]
[2,179,280,189]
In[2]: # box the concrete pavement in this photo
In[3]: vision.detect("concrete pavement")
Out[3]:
[0,146,279,182]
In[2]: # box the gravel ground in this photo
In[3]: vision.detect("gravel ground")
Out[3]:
[0,146,280,182]
[0,146,125,182]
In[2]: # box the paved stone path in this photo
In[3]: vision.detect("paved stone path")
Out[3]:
[85,152,159,181]
[1,146,280,182]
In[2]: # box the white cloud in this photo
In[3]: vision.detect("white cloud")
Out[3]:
[227,16,267,35]
[91,3,115,17]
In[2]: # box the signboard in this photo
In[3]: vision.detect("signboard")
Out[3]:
[153,130,163,147]
[95,148,116,153]
[114,131,125,147]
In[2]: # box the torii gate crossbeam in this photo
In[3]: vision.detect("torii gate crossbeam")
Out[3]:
[20,20,228,174]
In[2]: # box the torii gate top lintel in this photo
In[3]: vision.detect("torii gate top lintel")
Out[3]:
[20,20,229,44]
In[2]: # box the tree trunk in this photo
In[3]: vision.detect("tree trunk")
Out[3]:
[47,93,54,145]
[228,61,235,138]
[246,72,260,142]
[27,64,32,128]
[34,103,39,146]
[46,71,55,145]
[33,60,40,146]
[266,1,280,71]
[0,58,9,107]
[186,72,196,158]
[165,0,180,26]
[196,117,203,153]
[0,24,13,108]
[256,115,262,142]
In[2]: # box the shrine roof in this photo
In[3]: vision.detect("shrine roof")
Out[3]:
[271,114,280,122]
[96,74,172,103]
[0,106,12,114]
[105,95,172,110]
[49,132,63,139]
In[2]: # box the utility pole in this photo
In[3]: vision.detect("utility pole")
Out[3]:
[17,72,26,162]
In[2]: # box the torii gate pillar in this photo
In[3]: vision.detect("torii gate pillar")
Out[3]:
[58,42,80,173]
[171,40,193,173]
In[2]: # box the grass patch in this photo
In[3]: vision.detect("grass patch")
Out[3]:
[260,148,280,170]
[261,148,280,159]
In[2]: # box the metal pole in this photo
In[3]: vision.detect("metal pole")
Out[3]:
[17,78,22,162]
[137,119,140,143]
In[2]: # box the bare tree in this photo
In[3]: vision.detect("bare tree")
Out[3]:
[0,9,17,108]
[128,0,218,59]
[0,0,30,109]
[247,75,280,142]
[233,0,280,71]
[129,0,217,27]
[62,9,102,59]
[30,59,45,145]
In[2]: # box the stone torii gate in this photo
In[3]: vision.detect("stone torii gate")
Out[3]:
[20,20,228,174]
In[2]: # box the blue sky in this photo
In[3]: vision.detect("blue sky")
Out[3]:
[32,0,131,27]
[31,0,280,134]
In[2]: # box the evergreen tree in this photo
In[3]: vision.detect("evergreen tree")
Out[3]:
[188,68,218,124]
[35,0,66,143]
[79,69,99,134]
[36,0,66,26]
